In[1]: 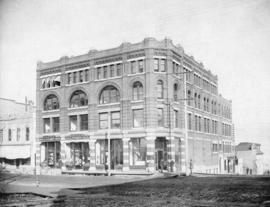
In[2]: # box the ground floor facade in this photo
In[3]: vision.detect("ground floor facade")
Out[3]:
[35,130,234,175]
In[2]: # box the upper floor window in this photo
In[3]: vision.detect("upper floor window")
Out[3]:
[99,85,120,104]
[173,84,178,101]
[157,108,164,127]
[187,90,191,106]
[116,64,122,76]
[44,94,60,111]
[133,81,143,101]
[0,129,3,143]
[8,129,12,141]
[138,60,144,73]
[154,59,159,71]
[110,65,115,77]
[17,128,20,141]
[160,59,166,72]
[26,127,30,141]
[41,76,61,89]
[157,80,164,99]
[70,90,88,108]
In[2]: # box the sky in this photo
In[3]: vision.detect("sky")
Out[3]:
[0,0,270,165]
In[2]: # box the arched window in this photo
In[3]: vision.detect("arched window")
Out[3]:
[157,80,164,99]
[44,94,59,111]
[99,85,120,104]
[133,81,143,101]
[173,83,178,101]
[70,90,88,108]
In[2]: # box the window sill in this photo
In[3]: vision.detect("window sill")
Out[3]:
[94,76,121,82]
[68,106,88,110]
[42,109,60,113]
[127,72,145,77]
[66,81,90,86]
[40,86,61,91]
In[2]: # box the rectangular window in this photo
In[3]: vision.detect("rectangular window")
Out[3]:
[116,64,122,76]
[17,128,20,141]
[188,113,192,130]
[73,71,77,83]
[154,59,159,71]
[0,129,3,143]
[198,116,201,131]
[80,114,88,131]
[84,69,89,81]
[43,118,50,133]
[129,138,146,166]
[99,113,108,129]
[131,61,136,74]
[8,129,12,141]
[133,109,143,128]
[110,65,114,77]
[157,108,164,127]
[195,115,198,131]
[160,59,166,72]
[26,127,30,141]
[103,66,108,78]
[111,111,120,129]
[69,115,77,131]
[79,70,84,82]
[68,73,72,84]
[174,110,179,128]
[138,60,144,73]
[97,67,101,79]
[53,117,60,132]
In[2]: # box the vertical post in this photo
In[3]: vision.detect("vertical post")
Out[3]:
[107,113,111,176]
[183,71,189,175]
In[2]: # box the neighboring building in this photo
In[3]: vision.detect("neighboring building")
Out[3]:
[235,142,264,175]
[0,97,36,174]
[36,37,234,175]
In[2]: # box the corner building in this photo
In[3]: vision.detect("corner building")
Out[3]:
[36,38,234,175]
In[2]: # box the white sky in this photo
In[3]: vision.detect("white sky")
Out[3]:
[0,0,270,165]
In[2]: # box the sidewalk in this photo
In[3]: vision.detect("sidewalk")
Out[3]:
[0,173,163,197]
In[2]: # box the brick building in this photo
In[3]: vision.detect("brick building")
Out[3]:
[36,37,234,175]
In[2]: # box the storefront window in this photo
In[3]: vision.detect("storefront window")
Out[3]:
[129,138,146,166]
[96,140,107,165]
[44,141,61,168]
[70,142,89,168]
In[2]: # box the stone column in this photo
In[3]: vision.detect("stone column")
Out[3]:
[146,136,156,172]
[60,141,67,170]
[122,137,130,171]
[89,139,96,171]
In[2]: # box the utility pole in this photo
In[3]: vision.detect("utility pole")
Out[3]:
[107,113,111,176]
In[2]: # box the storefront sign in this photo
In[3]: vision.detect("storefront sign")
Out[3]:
[65,134,90,140]
[39,135,61,142]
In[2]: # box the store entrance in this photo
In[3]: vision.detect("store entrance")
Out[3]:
[155,137,167,171]
[110,139,123,170]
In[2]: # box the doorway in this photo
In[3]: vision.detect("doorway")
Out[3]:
[155,137,167,170]
[110,139,123,170]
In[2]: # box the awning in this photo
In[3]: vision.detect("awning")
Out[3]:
[0,145,31,160]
